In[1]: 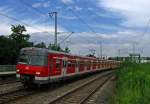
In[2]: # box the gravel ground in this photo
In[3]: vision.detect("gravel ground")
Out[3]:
[8,72,112,104]
[0,82,22,94]
[85,76,116,104]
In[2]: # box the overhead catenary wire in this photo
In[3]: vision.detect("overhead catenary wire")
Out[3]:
[0,12,50,33]
[61,2,104,56]
[58,32,74,44]
[18,0,46,16]
[12,0,102,55]
[18,0,53,32]
[19,0,76,44]
[19,0,99,45]
[61,2,96,33]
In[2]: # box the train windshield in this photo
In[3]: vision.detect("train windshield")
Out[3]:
[18,55,47,66]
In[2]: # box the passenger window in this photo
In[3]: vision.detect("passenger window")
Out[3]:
[56,59,61,69]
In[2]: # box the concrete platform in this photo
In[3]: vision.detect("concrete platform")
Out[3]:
[0,71,16,76]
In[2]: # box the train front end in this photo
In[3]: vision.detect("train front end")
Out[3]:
[16,47,49,86]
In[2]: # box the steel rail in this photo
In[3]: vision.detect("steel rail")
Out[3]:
[48,71,114,104]
[0,88,34,104]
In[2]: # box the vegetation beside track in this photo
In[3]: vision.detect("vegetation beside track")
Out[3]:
[113,62,150,104]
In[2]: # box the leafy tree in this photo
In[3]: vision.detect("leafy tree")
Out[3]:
[64,47,70,53]
[34,42,46,48]
[86,54,96,58]
[0,24,34,64]
[0,36,18,64]
[9,24,33,49]
[48,44,70,53]
[48,44,62,51]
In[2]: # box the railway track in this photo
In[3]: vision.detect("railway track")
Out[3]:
[0,70,114,104]
[48,71,113,104]
[0,75,17,86]
[0,88,34,104]
[0,80,19,86]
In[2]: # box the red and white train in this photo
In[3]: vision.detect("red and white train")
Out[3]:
[16,47,119,86]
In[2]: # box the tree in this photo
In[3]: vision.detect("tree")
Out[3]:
[0,36,18,64]
[9,24,33,49]
[0,24,34,65]
[86,54,96,58]
[48,43,70,53]
[48,44,62,51]
[64,47,70,53]
[34,42,46,48]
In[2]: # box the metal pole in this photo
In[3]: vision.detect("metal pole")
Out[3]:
[54,12,57,46]
[118,49,120,57]
[49,12,57,46]
[100,41,102,59]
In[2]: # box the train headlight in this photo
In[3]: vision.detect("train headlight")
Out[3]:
[36,72,41,75]
[16,69,20,72]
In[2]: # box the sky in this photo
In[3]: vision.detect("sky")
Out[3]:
[0,0,150,57]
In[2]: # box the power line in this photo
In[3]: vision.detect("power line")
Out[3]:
[61,2,99,54]
[58,32,74,44]
[0,12,49,33]
[61,2,96,33]
[19,0,75,44]
[74,1,102,27]
[141,19,150,36]
[18,0,46,16]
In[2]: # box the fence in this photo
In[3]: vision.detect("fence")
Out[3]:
[0,65,16,72]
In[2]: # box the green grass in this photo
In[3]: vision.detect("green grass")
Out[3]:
[113,62,150,104]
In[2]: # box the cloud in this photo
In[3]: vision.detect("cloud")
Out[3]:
[61,0,73,4]
[0,6,67,35]
[74,6,82,11]
[26,24,67,34]
[92,24,119,30]
[87,7,94,11]
[29,30,150,57]
[32,1,50,8]
[99,0,150,28]
[60,15,77,20]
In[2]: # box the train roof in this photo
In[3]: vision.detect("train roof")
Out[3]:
[21,47,115,61]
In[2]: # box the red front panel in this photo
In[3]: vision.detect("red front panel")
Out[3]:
[16,64,48,77]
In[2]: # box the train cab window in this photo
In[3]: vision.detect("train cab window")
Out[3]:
[18,55,47,66]
[56,59,61,69]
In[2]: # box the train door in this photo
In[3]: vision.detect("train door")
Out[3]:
[62,59,67,77]
[75,59,79,74]
[54,57,62,76]
[48,54,62,77]
[48,54,52,76]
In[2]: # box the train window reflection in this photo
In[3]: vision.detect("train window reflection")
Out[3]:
[18,55,47,66]
[56,59,61,69]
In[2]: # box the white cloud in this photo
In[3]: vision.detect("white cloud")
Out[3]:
[32,1,50,8]
[87,7,94,11]
[60,14,77,20]
[99,0,150,27]
[61,0,73,4]
[26,24,67,34]
[75,6,82,11]
[32,3,42,8]
[0,6,67,35]
[92,24,119,30]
